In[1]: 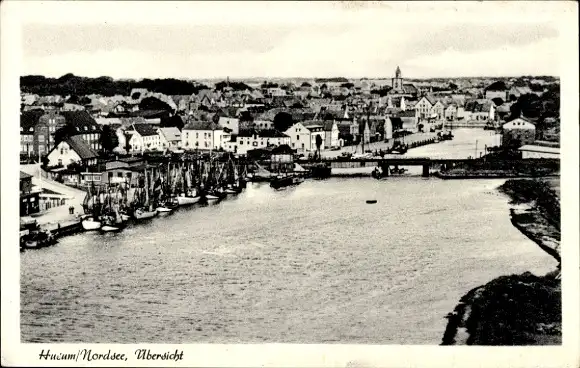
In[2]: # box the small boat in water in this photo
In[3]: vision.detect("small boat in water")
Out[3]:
[176,195,200,206]
[81,216,102,231]
[366,200,377,204]
[133,207,158,220]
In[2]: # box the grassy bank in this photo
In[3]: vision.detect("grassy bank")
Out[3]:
[442,178,561,345]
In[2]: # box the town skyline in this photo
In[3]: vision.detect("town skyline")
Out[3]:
[20,2,563,80]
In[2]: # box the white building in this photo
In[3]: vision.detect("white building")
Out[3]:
[444,104,458,121]
[157,127,182,150]
[414,96,435,120]
[46,135,99,168]
[218,117,240,135]
[125,124,161,153]
[182,121,229,150]
[285,122,323,152]
[322,121,340,149]
[225,129,290,155]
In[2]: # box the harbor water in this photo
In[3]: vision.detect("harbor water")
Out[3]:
[20,176,557,343]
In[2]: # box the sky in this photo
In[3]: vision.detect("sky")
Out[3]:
[16,1,568,80]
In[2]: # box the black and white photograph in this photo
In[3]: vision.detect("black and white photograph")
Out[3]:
[1,1,579,367]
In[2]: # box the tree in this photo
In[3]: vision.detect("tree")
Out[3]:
[239,110,254,123]
[491,97,504,106]
[99,125,119,154]
[449,82,458,90]
[160,115,185,130]
[124,132,132,154]
[131,92,141,100]
[273,112,294,132]
[315,134,323,159]
[139,96,172,111]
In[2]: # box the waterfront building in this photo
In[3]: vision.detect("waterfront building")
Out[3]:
[46,135,99,169]
[285,122,321,153]
[431,100,446,120]
[444,104,458,121]
[463,99,496,124]
[414,96,436,120]
[225,129,290,155]
[182,120,228,151]
[157,127,182,151]
[125,124,161,153]
[518,144,560,159]
[20,171,40,216]
[502,117,536,147]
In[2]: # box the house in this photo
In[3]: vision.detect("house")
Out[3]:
[20,171,40,216]
[431,100,446,120]
[502,117,536,147]
[284,122,319,152]
[47,135,99,168]
[125,124,161,153]
[182,121,228,151]
[464,100,496,123]
[225,129,290,155]
[218,117,240,135]
[518,144,560,159]
[444,104,458,121]
[157,127,182,151]
[414,96,436,120]
[322,121,340,148]
[61,110,102,151]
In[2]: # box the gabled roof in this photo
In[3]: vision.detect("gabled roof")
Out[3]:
[157,127,181,141]
[182,121,221,131]
[129,124,158,137]
[20,110,45,131]
[61,111,100,131]
[64,135,99,160]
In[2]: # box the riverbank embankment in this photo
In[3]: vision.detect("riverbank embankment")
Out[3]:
[442,178,561,345]
[435,159,560,179]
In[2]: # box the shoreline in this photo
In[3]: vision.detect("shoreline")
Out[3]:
[441,178,561,345]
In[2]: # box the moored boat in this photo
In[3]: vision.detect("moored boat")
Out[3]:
[133,207,158,219]
[176,195,200,206]
[81,216,102,231]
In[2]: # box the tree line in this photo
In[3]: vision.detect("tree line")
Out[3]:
[21,74,210,97]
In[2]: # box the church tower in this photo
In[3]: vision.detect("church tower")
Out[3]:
[392,66,403,91]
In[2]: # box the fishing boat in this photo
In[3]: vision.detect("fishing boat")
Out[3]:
[132,168,158,220]
[270,173,304,189]
[366,200,377,204]
[175,161,200,205]
[81,183,102,231]
[100,213,125,232]
[99,182,128,232]
[224,156,243,194]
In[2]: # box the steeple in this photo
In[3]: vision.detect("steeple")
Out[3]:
[395,66,401,79]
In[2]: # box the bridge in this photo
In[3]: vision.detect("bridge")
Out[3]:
[299,157,559,177]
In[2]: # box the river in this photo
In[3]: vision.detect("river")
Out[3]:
[20,175,557,343]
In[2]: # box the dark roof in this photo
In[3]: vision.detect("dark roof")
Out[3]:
[182,121,221,130]
[65,135,99,160]
[130,124,158,137]
[389,117,403,126]
[20,110,45,131]
[61,111,100,131]
[271,144,294,154]
[402,84,418,94]
[237,129,288,138]
[398,110,416,118]
[20,171,32,180]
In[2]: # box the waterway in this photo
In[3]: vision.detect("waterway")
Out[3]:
[20,176,557,343]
